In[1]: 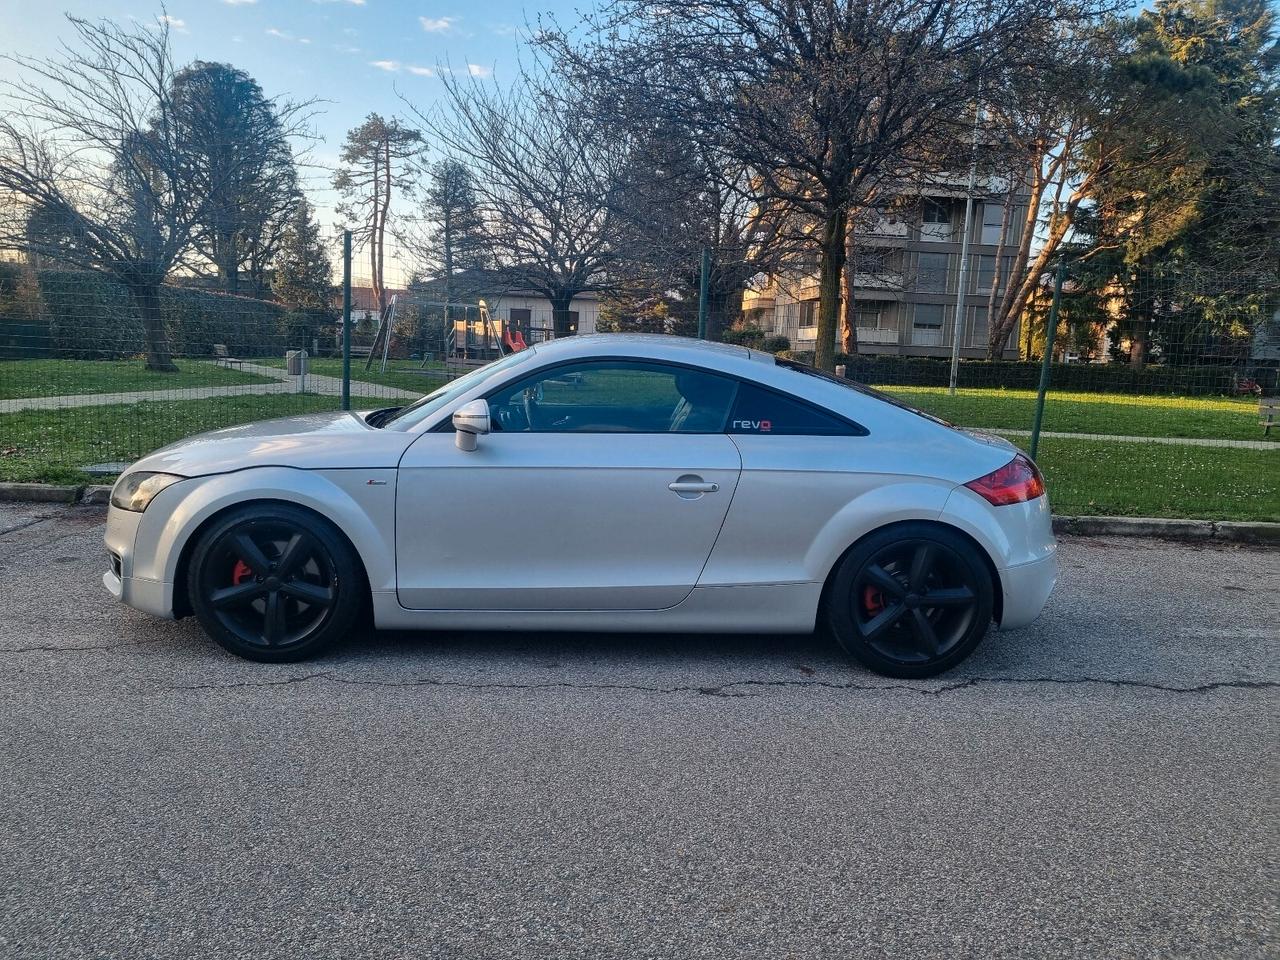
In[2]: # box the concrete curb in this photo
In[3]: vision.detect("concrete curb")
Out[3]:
[0,482,83,504]
[1051,515,1280,545]
[1,481,1277,545]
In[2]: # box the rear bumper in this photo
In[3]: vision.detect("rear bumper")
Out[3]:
[996,550,1057,630]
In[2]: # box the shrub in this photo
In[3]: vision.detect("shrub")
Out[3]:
[760,334,791,354]
[32,270,289,360]
[722,326,766,348]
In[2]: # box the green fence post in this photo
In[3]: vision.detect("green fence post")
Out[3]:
[696,247,710,340]
[341,230,352,412]
[1029,259,1067,461]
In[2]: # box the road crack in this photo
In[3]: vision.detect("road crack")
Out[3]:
[156,673,1280,696]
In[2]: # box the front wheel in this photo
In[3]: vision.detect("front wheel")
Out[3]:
[187,504,364,663]
[825,523,994,678]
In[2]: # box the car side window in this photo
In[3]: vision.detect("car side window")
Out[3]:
[727,382,864,436]
[487,360,738,434]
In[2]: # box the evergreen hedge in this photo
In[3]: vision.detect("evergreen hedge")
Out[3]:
[0,268,290,359]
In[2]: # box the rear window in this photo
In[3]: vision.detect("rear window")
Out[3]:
[774,357,955,428]
[728,382,865,436]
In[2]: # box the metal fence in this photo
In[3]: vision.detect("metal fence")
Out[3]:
[1,239,1276,522]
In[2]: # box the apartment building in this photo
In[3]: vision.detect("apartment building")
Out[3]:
[743,181,1029,358]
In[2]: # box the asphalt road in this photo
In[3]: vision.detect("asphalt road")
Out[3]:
[1,502,1276,960]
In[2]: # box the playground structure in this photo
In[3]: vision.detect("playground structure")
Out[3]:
[355,296,545,374]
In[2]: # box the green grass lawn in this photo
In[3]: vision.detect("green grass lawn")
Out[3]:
[0,394,339,483]
[257,357,449,396]
[0,358,275,400]
[2,380,1276,522]
[1001,434,1280,522]
[880,385,1276,443]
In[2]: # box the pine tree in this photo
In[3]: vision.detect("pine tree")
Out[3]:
[272,200,334,332]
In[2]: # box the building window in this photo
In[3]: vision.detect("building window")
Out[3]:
[920,198,952,242]
[855,304,884,329]
[916,252,950,292]
[980,202,1006,245]
[509,307,532,328]
[912,303,946,346]
[968,306,989,347]
[799,299,818,327]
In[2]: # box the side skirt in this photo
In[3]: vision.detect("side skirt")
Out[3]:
[369,582,823,634]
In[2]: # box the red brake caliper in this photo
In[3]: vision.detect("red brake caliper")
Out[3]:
[231,559,253,585]
[863,586,885,615]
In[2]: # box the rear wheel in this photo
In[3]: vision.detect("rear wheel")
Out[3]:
[825,523,993,678]
[187,504,363,663]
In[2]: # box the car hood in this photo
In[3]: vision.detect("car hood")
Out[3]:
[128,410,418,478]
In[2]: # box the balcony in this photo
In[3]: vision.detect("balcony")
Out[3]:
[856,326,899,345]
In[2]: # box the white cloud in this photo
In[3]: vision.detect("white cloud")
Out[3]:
[492,23,517,37]
[420,16,457,33]
[467,63,492,77]
[266,27,312,44]
[370,60,401,72]
[313,0,366,5]
[407,65,435,76]
[221,0,257,5]
[157,14,188,32]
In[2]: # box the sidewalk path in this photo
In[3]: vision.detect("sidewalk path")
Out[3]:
[991,427,1278,451]
[0,361,419,414]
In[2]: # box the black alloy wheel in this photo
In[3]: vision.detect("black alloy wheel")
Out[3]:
[826,523,994,678]
[188,504,363,662]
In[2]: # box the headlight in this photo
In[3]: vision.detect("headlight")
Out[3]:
[110,472,185,512]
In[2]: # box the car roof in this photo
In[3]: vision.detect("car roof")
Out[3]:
[531,333,774,370]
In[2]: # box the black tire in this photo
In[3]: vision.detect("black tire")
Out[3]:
[825,522,994,679]
[187,503,364,663]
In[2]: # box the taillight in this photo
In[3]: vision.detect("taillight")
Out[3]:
[964,453,1045,506]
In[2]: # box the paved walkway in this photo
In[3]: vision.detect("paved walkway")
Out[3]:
[992,428,1278,451]
[0,361,419,414]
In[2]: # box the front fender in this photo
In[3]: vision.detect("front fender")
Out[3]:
[132,466,398,614]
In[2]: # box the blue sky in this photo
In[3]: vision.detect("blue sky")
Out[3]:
[0,0,577,250]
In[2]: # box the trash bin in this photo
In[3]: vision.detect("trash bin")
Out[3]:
[285,349,308,376]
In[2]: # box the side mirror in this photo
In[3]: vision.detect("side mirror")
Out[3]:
[452,398,490,451]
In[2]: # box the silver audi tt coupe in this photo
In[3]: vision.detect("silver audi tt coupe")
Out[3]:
[104,334,1057,677]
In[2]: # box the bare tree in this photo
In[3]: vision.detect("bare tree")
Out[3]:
[333,114,425,315]
[546,0,1112,370]
[0,16,205,371]
[413,72,626,337]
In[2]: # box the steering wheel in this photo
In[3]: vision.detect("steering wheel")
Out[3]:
[521,387,540,431]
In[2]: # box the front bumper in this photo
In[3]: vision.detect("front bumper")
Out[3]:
[996,550,1058,631]
[103,503,175,619]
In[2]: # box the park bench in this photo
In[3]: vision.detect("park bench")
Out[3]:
[1261,396,1279,436]
[211,343,244,370]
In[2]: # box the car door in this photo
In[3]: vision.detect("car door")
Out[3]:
[395,360,742,611]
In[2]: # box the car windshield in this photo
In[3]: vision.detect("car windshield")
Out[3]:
[773,357,955,428]
[379,350,538,431]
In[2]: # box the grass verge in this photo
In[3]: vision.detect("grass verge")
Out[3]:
[881,385,1275,443]
[0,394,338,483]
[0,358,275,399]
[257,357,448,395]
[1000,434,1280,522]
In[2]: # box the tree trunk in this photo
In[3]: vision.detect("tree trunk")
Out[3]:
[129,282,178,372]
[840,219,857,356]
[815,208,849,372]
[550,292,576,337]
[1130,314,1149,368]
[984,186,1015,359]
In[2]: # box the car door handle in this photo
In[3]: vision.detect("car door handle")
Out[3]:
[669,480,719,494]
